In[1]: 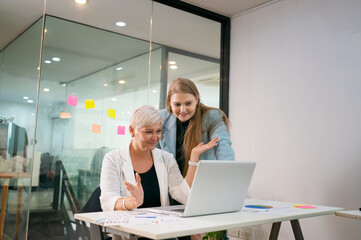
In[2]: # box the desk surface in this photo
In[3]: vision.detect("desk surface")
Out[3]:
[335,210,361,220]
[0,172,30,179]
[74,199,343,239]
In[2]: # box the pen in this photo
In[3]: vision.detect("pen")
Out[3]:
[95,217,107,222]
[245,205,273,209]
[130,212,147,215]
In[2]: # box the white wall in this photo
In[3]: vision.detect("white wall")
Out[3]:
[229,0,361,239]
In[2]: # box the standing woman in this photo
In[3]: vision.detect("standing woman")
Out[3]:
[158,78,235,176]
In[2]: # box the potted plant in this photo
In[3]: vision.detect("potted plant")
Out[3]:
[202,230,228,240]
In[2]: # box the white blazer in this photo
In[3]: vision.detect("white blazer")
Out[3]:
[100,142,190,211]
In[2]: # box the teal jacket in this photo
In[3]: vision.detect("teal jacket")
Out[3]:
[157,109,235,160]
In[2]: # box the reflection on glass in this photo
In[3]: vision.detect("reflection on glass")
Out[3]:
[38,16,162,209]
[167,52,220,108]
[0,16,43,239]
[1,1,223,239]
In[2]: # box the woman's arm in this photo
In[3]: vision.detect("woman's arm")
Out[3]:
[184,137,219,187]
[100,152,124,211]
[103,172,143,210]
[206,110,235,160]
[112,173,144,210]
[167,137,219,204]
[121,173,144,210]
[100,151,143,211]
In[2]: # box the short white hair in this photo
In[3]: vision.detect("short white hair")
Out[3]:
[130,105,162,129]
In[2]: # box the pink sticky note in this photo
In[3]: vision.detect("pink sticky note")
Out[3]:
[67,95,78,107]
[92,124,101,134]
[117,126,125,135]
[60,112,71,119]
[294,205,317,209]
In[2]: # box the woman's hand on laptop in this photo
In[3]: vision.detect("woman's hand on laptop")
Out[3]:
[124,173,144,209]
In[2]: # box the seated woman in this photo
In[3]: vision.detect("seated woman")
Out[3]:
[100,105,219,211]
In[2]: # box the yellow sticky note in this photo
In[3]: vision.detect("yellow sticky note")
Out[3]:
[92,124,101,134]
[108,109,116,118]
[85,99,95,109]
[60,112,71,119]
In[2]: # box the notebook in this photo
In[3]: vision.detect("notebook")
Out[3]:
[143,160,256,217]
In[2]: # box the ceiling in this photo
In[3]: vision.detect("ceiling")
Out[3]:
[0,0,272,108]
[0,13,220,107]
[0,0,273,52]
[181,0,273,17]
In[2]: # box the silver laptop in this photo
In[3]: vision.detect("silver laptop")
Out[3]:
[144,160,256,217]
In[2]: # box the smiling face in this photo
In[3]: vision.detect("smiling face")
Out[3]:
[130,123,162,151]
[170,93,198,122]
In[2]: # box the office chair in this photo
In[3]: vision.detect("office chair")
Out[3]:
[78,186,107,240]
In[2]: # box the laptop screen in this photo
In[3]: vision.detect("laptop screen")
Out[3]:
[182,160,256,217]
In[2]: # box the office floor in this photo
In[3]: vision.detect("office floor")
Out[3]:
[2,187,81,240]
[27,210,71,240]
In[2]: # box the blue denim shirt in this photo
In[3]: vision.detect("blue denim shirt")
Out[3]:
[157,109,235,160]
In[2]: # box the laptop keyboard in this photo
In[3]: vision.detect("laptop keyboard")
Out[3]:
[170,208,185,212]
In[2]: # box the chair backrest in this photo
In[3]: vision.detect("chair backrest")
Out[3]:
[79,186,102,213]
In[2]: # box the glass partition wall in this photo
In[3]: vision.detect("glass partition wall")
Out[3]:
[0,13,45,238]
[0,0,227,239]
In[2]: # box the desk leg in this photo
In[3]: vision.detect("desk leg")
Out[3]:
[290,220,304,240]
[269,222,281,240]
[90,223,103,240]
[15,185,23,239]
[0,179,9,240]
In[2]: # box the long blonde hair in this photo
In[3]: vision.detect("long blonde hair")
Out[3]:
[166,78,230,174]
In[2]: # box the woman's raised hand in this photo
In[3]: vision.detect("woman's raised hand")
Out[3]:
[190,137,219,160]
[124,173,144,209]
[185,137,220,187]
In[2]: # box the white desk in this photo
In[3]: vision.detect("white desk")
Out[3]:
[74,199,343,240]
[335,210,361,220]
